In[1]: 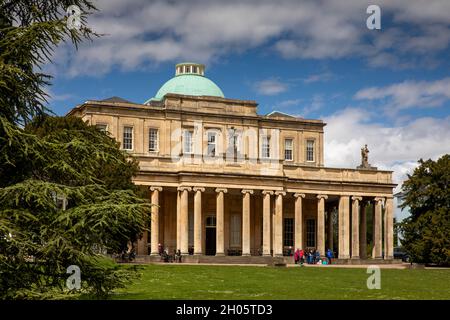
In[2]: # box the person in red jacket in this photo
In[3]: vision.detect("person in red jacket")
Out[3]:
[299,249,305,266]
[294,248,300,264]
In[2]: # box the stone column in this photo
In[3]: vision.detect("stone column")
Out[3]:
[176,190,181,251]
[317,194,328,256]
[215,188,227,256]
[351,196,362,259]
[262,190,273,256]
[274,191,286,257]
[193,187,205,255]
[384,197,394,259]
[241,189,253,256]
[360,201,367,259]
[327,209,334,252]
[178,186,191,255]
[338,195,350,259]
[373,197,384,259]
[150,187,162,256]
[294,193,305,250]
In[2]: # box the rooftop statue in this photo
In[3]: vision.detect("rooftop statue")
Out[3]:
[357,144,377,170]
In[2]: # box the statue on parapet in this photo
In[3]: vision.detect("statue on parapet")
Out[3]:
[357,144,377,170]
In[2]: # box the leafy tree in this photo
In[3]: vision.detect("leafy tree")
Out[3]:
[0,1,152,298]
[0,0,96,125]
[399,155,450,265]
[0,116,151,299]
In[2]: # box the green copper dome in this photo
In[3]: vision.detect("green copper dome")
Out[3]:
[146,63,224,103]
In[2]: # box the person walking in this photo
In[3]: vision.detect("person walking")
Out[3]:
[299,249,304,266]
[294,248,300,264]
[326,248,333,265]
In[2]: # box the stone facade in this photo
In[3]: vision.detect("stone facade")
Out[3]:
[67,92,396,260]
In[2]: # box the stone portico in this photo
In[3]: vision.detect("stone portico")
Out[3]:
[67,63,396,262]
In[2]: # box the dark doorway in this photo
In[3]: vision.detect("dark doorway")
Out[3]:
[205,228,216,255]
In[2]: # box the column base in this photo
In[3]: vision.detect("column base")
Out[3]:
[263,253,272,257]
[351,256,360,259]
[215,252,225,256]
[338,255,350,259]
[385,255,394,260]
[242,253,251,256]
[150,252,160,256]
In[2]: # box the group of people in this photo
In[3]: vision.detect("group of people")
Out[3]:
[159,243,183,263]
[293,248,334,266]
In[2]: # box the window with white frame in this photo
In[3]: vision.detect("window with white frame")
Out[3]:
[230,214,241,247]
[306,139,315,162]
[183,129,194,154]
[207,131,217,157]
[261,136,270,159]
[123,126,133,150]
[284,138,293,161]
[149,128,159,152]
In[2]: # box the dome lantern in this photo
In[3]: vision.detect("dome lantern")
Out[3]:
[175,62,205,76]
[146,62,225,103]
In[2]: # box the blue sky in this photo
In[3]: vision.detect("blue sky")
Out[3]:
[46,0,450,220]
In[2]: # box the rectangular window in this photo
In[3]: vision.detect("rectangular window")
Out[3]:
[261,136,270,159]
[306,140,315,162]
[284,139,293,161]
[230,214,241,247]
[123,126,133,150]
[96,124,107,133]
[306,219,316,247]
[149,128,159,152]
[183,130,193,154]
[207,131,216,157]
[284,218,294,247]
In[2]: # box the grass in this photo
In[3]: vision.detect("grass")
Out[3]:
[109,264,450,300]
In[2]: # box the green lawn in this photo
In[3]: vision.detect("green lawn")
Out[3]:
[109,264,450,300]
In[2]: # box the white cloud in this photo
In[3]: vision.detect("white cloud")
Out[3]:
[303,72,335,84]
[323,107,450,219]
[275,99,302,109]
[253,79,289,96]
[354,77,450,115]
[48,0,450,77]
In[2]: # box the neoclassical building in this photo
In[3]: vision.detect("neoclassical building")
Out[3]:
[68,63,396,262]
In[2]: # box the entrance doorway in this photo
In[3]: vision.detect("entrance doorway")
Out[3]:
[205,216,216,256]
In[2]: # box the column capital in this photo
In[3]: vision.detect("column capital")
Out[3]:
[177,186,192,192]
[193,187,205,192]
[241,189,254,195]
[149,186,163,192]
[262,190,274,195]
[274,191,286,196]
[374,196,385,203]
[317,194,328,200]
[293,193,306,198]
[215,188,228,194]
[351,196,363,201]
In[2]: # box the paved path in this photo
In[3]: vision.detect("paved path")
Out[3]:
[129,261,412,269]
